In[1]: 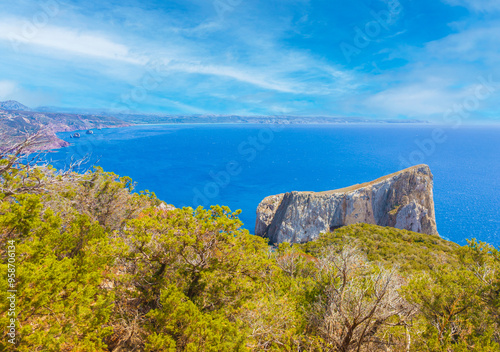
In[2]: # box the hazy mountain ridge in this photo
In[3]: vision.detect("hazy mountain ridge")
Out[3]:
[107,113,428,125]
[15,102,428,125]
[0,100,428,150]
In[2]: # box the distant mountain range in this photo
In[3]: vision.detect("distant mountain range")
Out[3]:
[112,113,426,125]
[0,100,428,150]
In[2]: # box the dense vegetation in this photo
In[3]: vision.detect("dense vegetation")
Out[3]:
[0,135,499,351]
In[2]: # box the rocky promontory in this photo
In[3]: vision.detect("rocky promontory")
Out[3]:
[255,165,438,244]
[0,100,130,150]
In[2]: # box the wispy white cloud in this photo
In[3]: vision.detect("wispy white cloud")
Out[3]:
[0,18,144,64]
[6,0,495,120]
[165,62,298,93]
[424,24,500,64]
[366,82,471,116]
[0,0,363,114]
[0,15,355,97]
[362,19,500,119]
[156,97,209,115]
[443,0,500,12]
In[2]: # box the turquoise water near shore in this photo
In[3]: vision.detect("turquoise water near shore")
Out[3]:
[53,124,500,246]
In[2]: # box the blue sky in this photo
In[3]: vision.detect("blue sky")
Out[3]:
[0,0,500,122]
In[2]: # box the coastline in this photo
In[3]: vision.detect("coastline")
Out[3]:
[47,121,500,152]
[49,121,431,150]
[44,123,133,151]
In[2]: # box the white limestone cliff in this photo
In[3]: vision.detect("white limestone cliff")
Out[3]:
[255,165,438,244]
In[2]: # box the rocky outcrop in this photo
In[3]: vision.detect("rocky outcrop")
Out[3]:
[255,165,438,244]
[42,131,71,150]
[0,102,131,151]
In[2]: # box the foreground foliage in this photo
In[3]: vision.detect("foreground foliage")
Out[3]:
[0,136,499,351]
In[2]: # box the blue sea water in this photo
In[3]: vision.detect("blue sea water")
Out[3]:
[52,124,500,247]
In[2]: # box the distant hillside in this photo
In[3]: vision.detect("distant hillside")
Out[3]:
[114,113,427,125]
[0,102,130,150]
[8,101,428,126]
[0,100,31,111]
[21,103,428,124]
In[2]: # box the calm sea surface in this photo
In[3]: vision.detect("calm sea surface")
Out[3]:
[52,124,500,247]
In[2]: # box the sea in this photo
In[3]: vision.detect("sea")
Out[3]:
[51,124,500,247]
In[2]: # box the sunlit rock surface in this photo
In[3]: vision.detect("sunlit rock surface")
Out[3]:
[255,165,438,244]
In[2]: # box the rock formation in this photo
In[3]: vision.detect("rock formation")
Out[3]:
[255,165,438,244]
[0,101,130,151]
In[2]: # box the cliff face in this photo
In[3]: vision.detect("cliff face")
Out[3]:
[255,165,438,244]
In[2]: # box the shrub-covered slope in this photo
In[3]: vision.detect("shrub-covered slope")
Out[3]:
[304,224,459,273]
